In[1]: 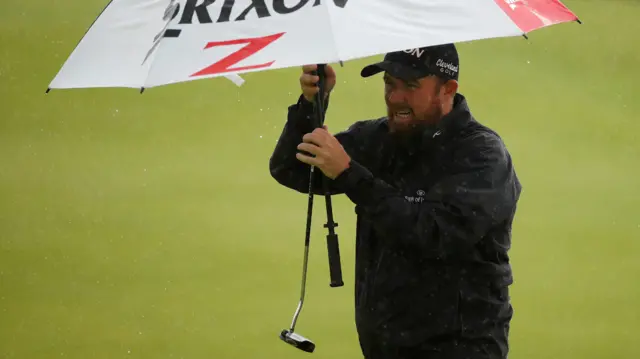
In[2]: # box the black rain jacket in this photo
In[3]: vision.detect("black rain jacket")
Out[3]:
[269,93,522,359]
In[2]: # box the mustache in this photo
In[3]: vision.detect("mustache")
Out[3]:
[388,105,413,112]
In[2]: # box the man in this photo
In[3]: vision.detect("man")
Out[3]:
[269,43,522,359]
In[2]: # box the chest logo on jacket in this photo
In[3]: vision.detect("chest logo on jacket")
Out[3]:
[405,190,426,204]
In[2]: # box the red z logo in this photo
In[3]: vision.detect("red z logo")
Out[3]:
[191,32,285,77]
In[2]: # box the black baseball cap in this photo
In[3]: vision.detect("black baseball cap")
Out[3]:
[361,43,459,82]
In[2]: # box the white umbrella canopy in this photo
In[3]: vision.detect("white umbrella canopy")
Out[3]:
[47,0,580,91]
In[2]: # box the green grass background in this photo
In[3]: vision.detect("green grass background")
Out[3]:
[1,0,638,358]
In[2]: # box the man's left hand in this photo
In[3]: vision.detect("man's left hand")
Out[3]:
[296,126,351,180]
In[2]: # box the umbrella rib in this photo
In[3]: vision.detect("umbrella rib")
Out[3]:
[140,32,165,93]
[140,1,180,93]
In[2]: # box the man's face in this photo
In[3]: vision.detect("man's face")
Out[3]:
[383,72,455,134]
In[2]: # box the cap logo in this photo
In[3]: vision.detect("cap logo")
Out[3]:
[403,48,425,59]
[436,58,458,76]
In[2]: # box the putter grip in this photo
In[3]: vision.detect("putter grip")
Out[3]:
[326,233,344,287]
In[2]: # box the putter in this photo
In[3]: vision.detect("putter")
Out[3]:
[278,209,316,353]
[279,144,317,353]
[280,64,339,354]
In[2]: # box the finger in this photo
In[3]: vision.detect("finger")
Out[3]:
[300,73,319,86]
[296,152,320,166]
[303,130,330,146]
[297,142,321,156]
[302,64,318,74]
[302,132,321,145]
[313,127,331,140]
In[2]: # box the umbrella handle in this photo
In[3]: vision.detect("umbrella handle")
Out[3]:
[311,64,344,289]
[312,64,327,124]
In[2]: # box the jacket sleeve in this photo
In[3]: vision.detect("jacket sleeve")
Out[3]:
[332,131,522,258]
[269,94,366,195]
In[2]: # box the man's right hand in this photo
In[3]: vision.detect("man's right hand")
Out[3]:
[300,64,336,103]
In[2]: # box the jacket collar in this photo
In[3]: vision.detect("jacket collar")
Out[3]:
[435,93,472,135]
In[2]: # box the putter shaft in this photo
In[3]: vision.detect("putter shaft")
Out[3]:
[290,165,315,331]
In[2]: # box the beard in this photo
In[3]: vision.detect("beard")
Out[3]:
[386,101,444,147]
[387,106,443,133]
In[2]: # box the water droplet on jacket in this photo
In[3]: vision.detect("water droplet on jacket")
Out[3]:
[259,135,263,139]
[527,60,531,64]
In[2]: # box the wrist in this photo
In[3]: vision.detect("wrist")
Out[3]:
[332,160,376,206]
[299,92,330,107]
[333,160,362,190]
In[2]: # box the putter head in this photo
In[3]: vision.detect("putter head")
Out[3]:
[279,329,315,353]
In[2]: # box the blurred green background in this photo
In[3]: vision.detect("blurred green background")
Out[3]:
[1,0,638,358]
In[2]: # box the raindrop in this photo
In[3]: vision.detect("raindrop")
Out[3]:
[526,60,531,64]
[260,108,263,111]
[259,135,263,139]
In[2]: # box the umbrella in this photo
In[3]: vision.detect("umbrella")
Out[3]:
[47,0,580,91]
[46,0,581,353]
